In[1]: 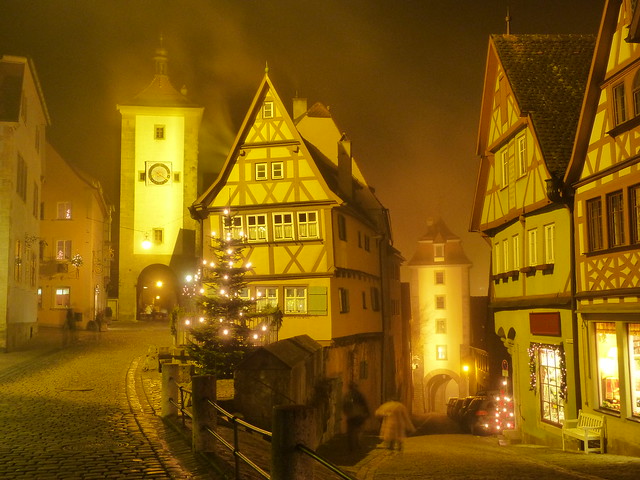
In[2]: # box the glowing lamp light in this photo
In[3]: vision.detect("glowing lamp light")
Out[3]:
[223,209,229,215]
[261,325,267,331]
[199,288,205,294]
[202,259,208,265]
[142,238,152,250]
[227,249,233,254]
[156,281,163,287]
[186,275,193,282]
[199,317,205,323]
[155,295,160,300]
[253,334,259,340]
[220,289,226,295]
[462,364,470,373]
[184,319,191,326]
[222,329,229,335]
[246,262,252,268]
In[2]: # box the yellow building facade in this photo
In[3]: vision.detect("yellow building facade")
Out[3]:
[0,55,49,351]
[472,34,595,445]
[566,0,640,455]
[38,144,112,329]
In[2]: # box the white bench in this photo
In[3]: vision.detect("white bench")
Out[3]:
[562,410,605,454]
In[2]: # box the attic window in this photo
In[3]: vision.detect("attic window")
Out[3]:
[263,101,274,119]
[434,243,444,261]
[154,125,165,140]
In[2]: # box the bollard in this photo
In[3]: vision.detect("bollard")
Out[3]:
[192,375,217,453]
[271,405,316,480]
[161,362,180,418]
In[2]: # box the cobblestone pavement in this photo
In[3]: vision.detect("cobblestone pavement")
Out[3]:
[0,322,214,479]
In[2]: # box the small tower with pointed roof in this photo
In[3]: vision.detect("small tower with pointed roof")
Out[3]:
[116,40,203,322]
[407,217,473,414]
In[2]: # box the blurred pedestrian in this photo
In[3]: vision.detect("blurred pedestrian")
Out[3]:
[375,398,415,451]
[342,381,370,451]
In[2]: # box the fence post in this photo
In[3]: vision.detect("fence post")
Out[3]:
[271,405,316,480]
[161,362,180,418]
[192,375,217,453]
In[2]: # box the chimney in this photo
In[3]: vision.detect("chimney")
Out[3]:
[338,133,353,199]
[293,96,307,122]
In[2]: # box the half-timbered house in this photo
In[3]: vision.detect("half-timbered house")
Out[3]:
[471,34,594,446]
[565,0,640,455]
[190,72,408,413]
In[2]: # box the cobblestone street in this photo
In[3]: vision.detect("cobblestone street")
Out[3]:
[0,322,212,479]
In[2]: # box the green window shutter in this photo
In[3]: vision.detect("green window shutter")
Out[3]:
[308,286,327,315]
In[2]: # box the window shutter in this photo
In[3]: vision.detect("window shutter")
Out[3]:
[308,286,327,315]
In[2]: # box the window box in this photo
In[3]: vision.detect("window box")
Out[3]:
[536,263,554,273]
[506,270,519,279]
[519,266,536,274]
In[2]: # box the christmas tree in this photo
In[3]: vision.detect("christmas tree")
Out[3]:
[186,211,281,377]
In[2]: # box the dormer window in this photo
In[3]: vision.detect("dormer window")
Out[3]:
[434,243,444,261]
[263,101,274,119]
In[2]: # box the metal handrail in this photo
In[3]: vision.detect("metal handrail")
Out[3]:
[296,444,357,480]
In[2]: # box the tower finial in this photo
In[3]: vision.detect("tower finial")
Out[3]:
[154,34,168,75]
[505,7,511,35]
[265,61,269,74]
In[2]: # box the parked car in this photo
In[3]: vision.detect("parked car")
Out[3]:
[446,397,458,418]
[461,395,501,435]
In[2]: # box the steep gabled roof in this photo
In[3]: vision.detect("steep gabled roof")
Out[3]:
[408,218,471,266]
[492,34,595,178]
[0,55,50,124]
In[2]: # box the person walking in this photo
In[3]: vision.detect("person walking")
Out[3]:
[342,381,370,452]
[375,398,415,451]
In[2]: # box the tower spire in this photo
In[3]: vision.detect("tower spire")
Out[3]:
[505,7,511,35]
[154,34,168,76]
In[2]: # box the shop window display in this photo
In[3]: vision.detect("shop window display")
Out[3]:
[596,322,620,411]
[629,323,640,417]
[539,346,565,425]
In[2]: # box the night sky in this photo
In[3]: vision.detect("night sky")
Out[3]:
[0,0,605,294]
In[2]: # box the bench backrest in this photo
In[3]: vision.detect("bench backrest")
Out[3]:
[577,411,604,430]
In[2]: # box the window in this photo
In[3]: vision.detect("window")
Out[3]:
[358,231,362,248]
[298,211,319,239]
[247,214,267,242]
[14,240,22,282]
[263,101,274,119]
[364,235,370,252]
[28,249,36,287]
[370,287,380,311]
[285,287,306,314]
[152,228,164,245]
[434,271,445,285]
[501,149,509,188]
[628,323,640,417]
[538,346,565,425]
[502,239,510,272]
[154,125,165,140]
[527,229,538,266]
[494,242,501,273]
[634,72,640,117]
[255,163,267,181]
[361,291,367,309]
[595,322,620,411]
[517,135,527,177]
[630,185,640,244]
[435,295,445,309]
[55,287,71,308]
[613,82,627,125]
[544,224,555,264]
[37,287,42,309]
[57,202,72,220]
[436,345,447,360]
[273,213,294,240]
[607,190,625,247]
[338,288,349,313]
[586,197,604,251]
[512,234,521,270]
[224,216,243,239]
[256,287,278,310]
[32,183,38,218]
[434,243,444,260]
[337,214,347,241]
[272,162,283,179]
[56,240,72,261]
[17,154,27,201]
[436,318,447,334]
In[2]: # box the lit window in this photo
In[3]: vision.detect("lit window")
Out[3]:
[285,287,306,314]
[527,229,538,266]
[436,318,446,334]
[595,322,620,411]
[37,287,42,309]
[298,211,319,239]
[544,224,555,264]
[154,125,165,140]
[517,134,527,177]
[57,202,72,220]
[434,243,444,260]
[613,82,627,125]
[263,101,274,119]
[256,287,278,310]
[436,345,447,360]
[338,288,349,313]
[224,216,243,239]
[271,162,283,179]
[56,240,72,261]
[538,346,565,425]
[273,213,294,240]
[435,271,445,285]
[607,190,625,247]
[247,215,267,242]
[586,197,604,251]
[255,163,267,181]
[435,295,445,310]
[628,323,640,417]
[501,149,509,188]
[55,287,71,308]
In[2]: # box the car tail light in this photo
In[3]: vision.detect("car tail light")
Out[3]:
[475,410,488,416]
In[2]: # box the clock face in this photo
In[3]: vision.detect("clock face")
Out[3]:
[148,162,171,185]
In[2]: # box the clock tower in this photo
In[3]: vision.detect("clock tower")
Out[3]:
[117,42,203,322]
